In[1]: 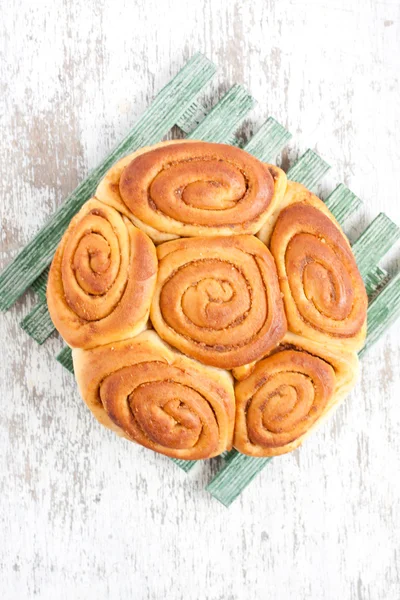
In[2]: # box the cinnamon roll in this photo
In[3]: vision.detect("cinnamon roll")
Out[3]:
[47,199,157,349]
[96,140,286,240]
[234,332,359,456]
[150,235,287,369]
[269,183,368,351]
[73,330,235,460]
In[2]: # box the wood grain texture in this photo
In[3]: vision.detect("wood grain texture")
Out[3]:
[1,1,400,599]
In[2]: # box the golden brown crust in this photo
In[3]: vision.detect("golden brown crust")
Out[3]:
[95,140,194,243]
[73,330,235,460]
[151,235,287,369]
[269,183,368,351]
[47,198,157,349]
[115,140,285,238]
[96,142,287,243]
[234,332,359,456]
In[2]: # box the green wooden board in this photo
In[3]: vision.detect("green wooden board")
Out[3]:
[364,265,390,300]
[176,100,208,135]
[244,117,292,161]
[207,451,272,507]
[187,84,255,142]
[359,272,400,358]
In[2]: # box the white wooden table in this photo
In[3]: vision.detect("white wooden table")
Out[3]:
[1,1,400,598]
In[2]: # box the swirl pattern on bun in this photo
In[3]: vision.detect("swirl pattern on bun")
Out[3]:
[150,235,287,369]
[47,199,157,349]
[47,142,367,461]
[269,184,367,351]
[73,331,235,460]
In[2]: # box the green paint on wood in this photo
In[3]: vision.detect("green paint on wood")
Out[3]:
[286,149,330,188]
[359,272,400,358]
[352,213,400,280]
[364,265,390,300]
[206,450,272,507]
[31,266,50,301]
[56,346,74,374]
[176,100,208,135]
[0,53,216,311]
[244,117,292,162]
[324,184,362,226]
[187,84,255,142]
[20,301,54,345]
[287,149,330,189]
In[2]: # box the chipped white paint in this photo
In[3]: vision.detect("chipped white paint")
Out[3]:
[1,1,400,598]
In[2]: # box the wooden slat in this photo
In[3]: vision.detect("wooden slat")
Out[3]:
[324,184,362,226]
[56,346,74,373]
[359,272,400,358]
[364,265,391,300]
[187,84,255,142]
[20,300,54,345]
[286,149,330,189]
[352,213,400,280]
[31,266,50,301]
[176,100,208,134]
[170,459,199,472]
[244,117,292,162]
[206,451,272,507]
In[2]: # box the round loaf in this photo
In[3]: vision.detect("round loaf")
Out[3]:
[47,141,368,459]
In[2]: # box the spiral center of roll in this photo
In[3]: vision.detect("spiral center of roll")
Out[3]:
[239,350,336,449]
[129,382,206,449]
[259,374,315,433]
[286,233,353,322]
[162,259,251,331]
[73,233,116,295]
[150,159,247,213]
[59,208,134,322]
[182,277,241,328]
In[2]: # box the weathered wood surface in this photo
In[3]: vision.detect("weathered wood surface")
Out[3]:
[1,1,400,598]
